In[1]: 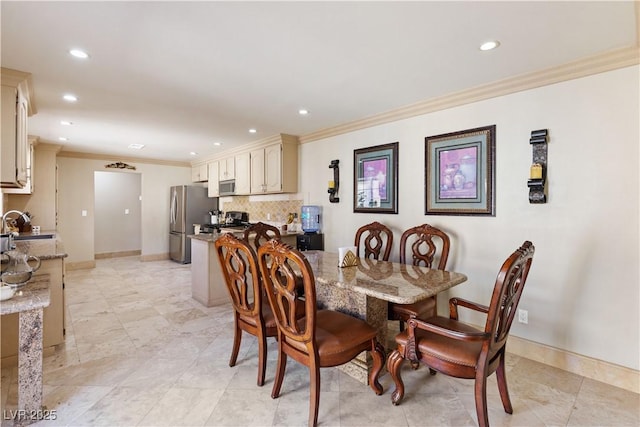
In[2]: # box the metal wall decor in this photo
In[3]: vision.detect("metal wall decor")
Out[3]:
[105,161,136,170]
[328,159,340,203]
[527,129,548,203]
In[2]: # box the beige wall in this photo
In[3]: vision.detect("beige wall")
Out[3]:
[298,65,639,371]
[57,156,192,264]
[94,171,142,254]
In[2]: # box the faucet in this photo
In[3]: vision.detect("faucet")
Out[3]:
[2,210,26,234]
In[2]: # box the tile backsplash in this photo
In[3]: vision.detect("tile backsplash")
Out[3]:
[222,196,303,225]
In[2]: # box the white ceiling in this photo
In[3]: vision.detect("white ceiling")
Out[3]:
[1,1,637,163]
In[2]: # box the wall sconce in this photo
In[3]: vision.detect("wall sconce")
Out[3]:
[527,129,548,203]
[328,159,339,203]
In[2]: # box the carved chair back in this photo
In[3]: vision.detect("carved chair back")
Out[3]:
[243,221,281,252]
[354,221,393,261]
[399,224,450,269]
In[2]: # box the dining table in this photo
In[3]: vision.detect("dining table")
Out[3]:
[301,250,468,384]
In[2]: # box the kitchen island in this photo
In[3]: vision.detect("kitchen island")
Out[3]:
[0,274,51,425]
[189,231,299,307]
[1,235,67,365]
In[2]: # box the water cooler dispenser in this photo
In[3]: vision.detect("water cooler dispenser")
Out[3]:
[297,205,324,251]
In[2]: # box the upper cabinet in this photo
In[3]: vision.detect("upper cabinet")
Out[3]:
[1,68,36,189]
[250,135,298,194]
[3,136,36,194]
[219,156,235,181]
[234,152,251,195]
[191,163,208,182]
[207,161,219,197]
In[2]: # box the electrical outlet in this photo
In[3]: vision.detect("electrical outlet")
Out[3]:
[518,309,528,324]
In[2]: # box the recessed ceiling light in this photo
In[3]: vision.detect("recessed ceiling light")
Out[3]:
[479,40,500,51]
[69,49,89,59]
[249,128,257,134]
[128,144,145,150]
[58,137,68,141]
[60,120,73,126]
[213,142,222,146]
[189,152,198,156]
[63,94,78,102]
[298,109,309,115]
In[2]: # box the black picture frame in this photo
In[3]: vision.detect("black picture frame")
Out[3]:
[354,142,398,214]
[425,125,496,216]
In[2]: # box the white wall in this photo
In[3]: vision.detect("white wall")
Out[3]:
[57,157,192,262]
[94,171,141,254]
[299,66,639,370]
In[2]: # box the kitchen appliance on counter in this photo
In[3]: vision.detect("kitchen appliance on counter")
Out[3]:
[224,211,249,227]
[200,211,251,234]
[170,185,218,263]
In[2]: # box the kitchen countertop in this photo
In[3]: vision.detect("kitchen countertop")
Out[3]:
[0,274,50,315]
[13,234,68,260]
[190,229,302,243]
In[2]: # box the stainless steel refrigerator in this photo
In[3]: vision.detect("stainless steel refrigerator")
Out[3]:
[169,185,217,263]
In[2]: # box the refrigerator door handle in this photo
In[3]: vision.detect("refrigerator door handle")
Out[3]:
[170,188,176,224]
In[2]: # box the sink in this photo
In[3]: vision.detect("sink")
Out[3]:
[13,233,55,241]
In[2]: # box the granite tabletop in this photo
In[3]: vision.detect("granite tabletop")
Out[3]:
[305,251,468,304]
[0,274,51,315]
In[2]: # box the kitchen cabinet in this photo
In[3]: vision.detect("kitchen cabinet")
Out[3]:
[1,255,65,364]
[219,156,235,181]
[207,161,219,197]
[1,68,35,189]
[191,163,208,182]
[234,152,251,195]
[250,137,298,194]
[3,136,36,194]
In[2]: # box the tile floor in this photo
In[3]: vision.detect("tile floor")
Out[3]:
[1,256,638,426]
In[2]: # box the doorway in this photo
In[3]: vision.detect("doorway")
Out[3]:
[94,171,142,258]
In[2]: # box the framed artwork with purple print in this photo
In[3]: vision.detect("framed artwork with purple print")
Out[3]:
[425,125,495,216]
[354,142,398,214]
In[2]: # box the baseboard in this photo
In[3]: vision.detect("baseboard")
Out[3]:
[65,260,96,270]
[508,335,639,394]
[1,346,56,368]
[95,250,141,259]
[140,253,170,262]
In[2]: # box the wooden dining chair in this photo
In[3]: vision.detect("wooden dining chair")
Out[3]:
[243,221,281,252]
[388,224,451,331]
[386,241,535,427]
[257,239,385,427]
[214,233,278,387]
[354,221,393,261]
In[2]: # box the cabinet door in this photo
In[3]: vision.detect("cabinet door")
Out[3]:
[191,167,201,182]
[219,157,235,181]
[265,144,283,192]
[235,152,251,195]
[3,138,34,194]
[207,161,219,197]
[15,89,28,186]
[250,148,266,194]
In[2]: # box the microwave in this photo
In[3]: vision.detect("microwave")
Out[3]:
[219,179,235,196]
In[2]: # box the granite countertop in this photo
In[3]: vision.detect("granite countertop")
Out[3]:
[0,274,51,315]
[13,235,67,260]
[190,229,302,243]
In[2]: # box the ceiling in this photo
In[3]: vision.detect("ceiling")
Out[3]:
[1,1,637,163]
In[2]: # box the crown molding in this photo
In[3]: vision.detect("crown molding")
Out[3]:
[299,46,639,144]
[57,150,190,167]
